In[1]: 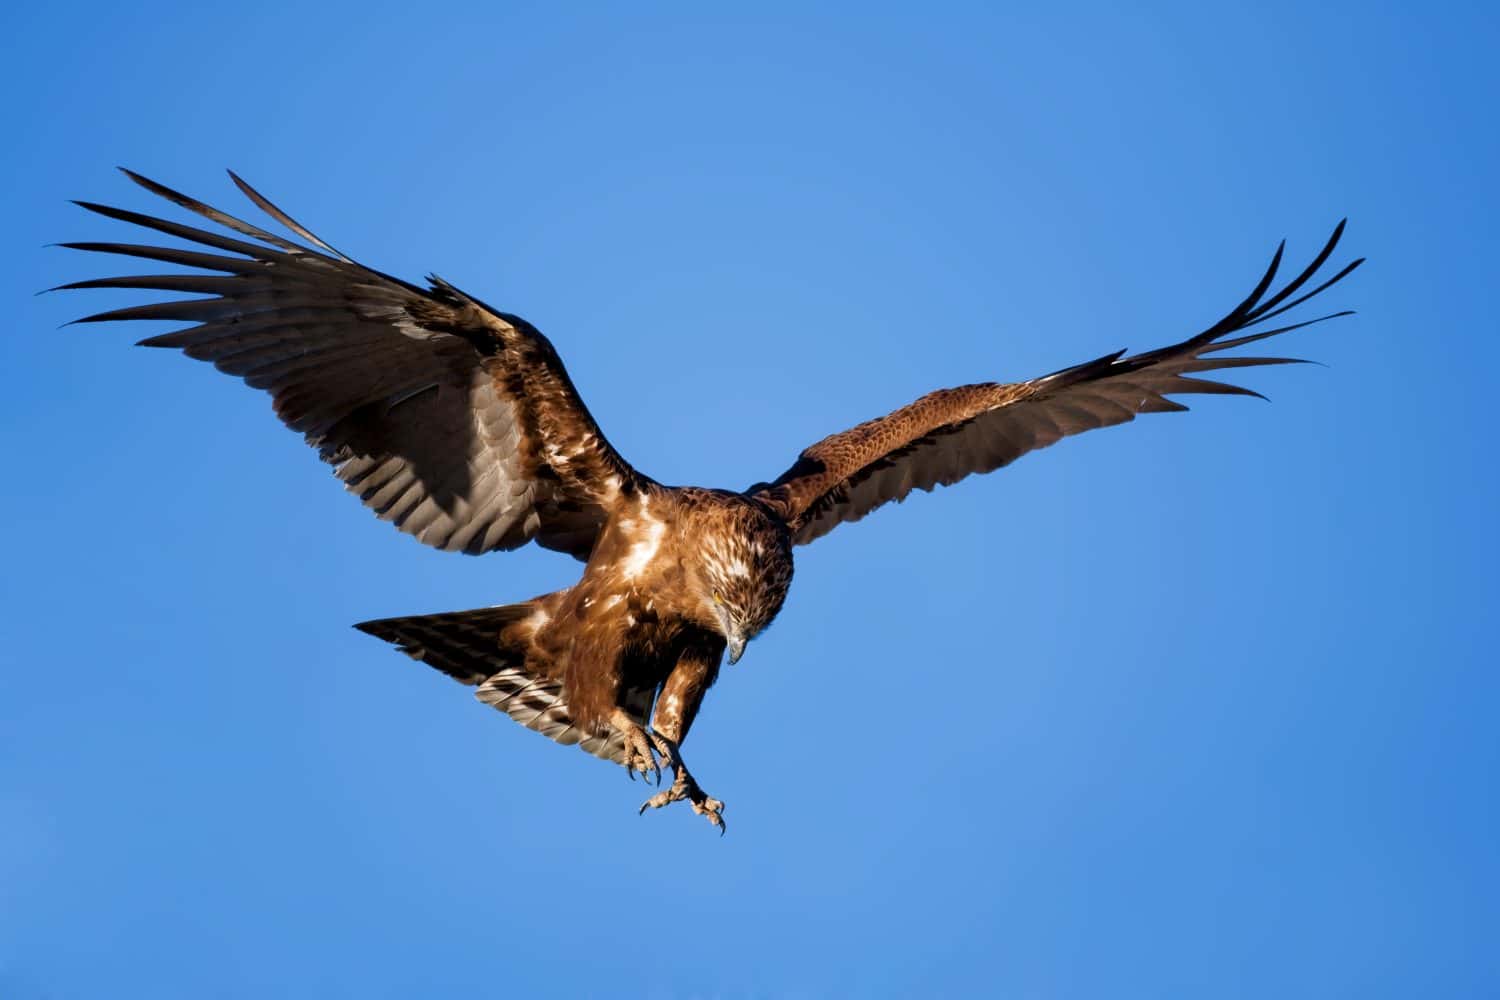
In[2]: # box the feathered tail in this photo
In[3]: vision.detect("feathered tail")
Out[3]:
[354,602,636,764]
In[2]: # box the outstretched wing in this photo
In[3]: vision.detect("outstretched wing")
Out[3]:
[58,169,649,559]
[751,223,1363,545]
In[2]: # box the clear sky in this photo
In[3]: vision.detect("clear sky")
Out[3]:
[3,2,1496,997]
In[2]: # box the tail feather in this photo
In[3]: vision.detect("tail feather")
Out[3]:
[473,669,625,761]
[354,604,534,684]
[354,603,637,765]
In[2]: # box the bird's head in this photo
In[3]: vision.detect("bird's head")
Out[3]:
[694,508,794,665]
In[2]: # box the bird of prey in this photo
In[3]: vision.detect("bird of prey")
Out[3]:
[58,170,1362,832]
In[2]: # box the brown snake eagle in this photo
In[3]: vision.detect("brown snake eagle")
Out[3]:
[59,170,1362,832]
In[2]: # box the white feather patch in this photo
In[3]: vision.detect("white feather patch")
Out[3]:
[621,515,666,581]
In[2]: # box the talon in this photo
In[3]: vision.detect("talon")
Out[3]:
[614,713,721,832]
[636,767,726,833]
[690,795,726,834]
[647,731,680,773]
[615,715,664,786]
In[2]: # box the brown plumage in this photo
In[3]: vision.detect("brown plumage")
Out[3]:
[59,170,1362,832]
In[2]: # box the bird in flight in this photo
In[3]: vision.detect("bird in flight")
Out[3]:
[59,170,1362,832]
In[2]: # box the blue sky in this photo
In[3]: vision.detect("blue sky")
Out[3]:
[3,2,1496,997]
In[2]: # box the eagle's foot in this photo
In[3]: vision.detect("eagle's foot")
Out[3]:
[613,713,663,785]
[638,759,726,835]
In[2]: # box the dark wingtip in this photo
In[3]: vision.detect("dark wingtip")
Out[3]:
[224,169,259,204]
[1252,239,1286,302]
[118,166,155,190]
[72,199,114,212]
[43,278,99,294]
[70,199,135,223]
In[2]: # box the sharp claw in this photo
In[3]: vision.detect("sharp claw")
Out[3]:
[622,735,725,833]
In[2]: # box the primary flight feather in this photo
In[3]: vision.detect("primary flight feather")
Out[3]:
[59,170,1362,832]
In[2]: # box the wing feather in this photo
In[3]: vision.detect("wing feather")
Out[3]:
[752,224,1362,544]
[59,169,650,558]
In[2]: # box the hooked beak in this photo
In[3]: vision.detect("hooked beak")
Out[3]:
[716,604,746,665]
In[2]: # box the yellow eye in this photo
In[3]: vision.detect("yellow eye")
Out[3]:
[713,593,723,605]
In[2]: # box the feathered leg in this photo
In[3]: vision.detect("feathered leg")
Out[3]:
[637,645,725,833]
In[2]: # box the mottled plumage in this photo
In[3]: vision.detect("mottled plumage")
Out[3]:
[59,170,1361,831]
